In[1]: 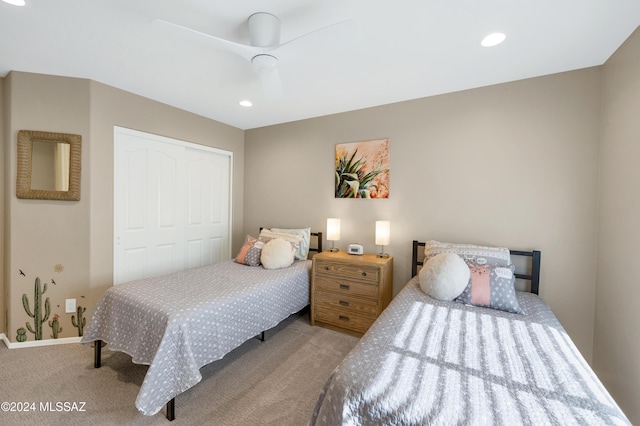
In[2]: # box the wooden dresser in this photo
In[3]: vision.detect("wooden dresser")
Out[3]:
[311,251,393,336]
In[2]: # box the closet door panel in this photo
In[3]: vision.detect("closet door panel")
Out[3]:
[184,148,230,268]
[114,128,231,285]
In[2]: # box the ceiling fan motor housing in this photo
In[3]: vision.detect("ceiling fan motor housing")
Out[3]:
[252,54,278,69]
[248,12,281,47]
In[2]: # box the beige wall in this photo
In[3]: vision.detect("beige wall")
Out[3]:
[595,27,640,423]
[2,72,244,343]
[245,68,602,361]
[4,72,91,342]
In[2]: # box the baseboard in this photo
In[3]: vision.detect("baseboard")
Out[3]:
[1,334,82,349]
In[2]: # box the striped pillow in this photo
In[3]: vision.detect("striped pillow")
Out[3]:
[424,240,512,267]
[270,227,311,260]
[258,229,303,259]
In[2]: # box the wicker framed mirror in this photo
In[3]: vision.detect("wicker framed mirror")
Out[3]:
[16,130,82,201]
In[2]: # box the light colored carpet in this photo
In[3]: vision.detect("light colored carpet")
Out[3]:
[0,311,358,425]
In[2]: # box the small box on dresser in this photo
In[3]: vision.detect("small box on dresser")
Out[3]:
[311,251,393,336]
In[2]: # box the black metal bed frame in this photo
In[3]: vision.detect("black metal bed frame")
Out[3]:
[93,230,323,421]
[411,240,541,294]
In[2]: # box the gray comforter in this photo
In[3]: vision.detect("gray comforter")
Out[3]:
[82,259,311,416]
[310,277,630,425]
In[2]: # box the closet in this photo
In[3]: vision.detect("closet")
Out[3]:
[114,127,232,284]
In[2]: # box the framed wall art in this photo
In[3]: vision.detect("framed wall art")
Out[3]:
[335,138,389,198]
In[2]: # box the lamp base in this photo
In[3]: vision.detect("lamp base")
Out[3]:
[329,248,339,253]
[377,253,389,258]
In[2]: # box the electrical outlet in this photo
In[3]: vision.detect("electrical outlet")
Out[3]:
[65,298,76,313]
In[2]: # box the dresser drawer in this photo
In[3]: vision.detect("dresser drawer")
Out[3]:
[315,276,378,299]
[314,260,379,283]
[314,290,378,315]
[314,305,376,334]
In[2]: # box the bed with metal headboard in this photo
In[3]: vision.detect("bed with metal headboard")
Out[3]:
[83,229,322,421]
[310,240,629,425]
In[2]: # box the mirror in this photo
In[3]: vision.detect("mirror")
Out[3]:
[31,141,71,191]
[16,130,81,200]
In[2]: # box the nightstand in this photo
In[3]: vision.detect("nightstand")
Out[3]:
[311,251,393,336]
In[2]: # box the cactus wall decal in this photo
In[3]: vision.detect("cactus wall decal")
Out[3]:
[71,306,86,337]
[48,314,63,339]
[22,277,51,340]
[16,327,27,342]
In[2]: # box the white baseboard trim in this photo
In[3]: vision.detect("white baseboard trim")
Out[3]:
[1,333,82,349]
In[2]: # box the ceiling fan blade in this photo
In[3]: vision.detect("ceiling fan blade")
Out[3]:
[151,19,260,62]
[260,67,284,100]
[252,54,283,100]
[272,19,360,61]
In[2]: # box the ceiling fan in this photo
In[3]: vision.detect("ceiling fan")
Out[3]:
[152,12,359,100]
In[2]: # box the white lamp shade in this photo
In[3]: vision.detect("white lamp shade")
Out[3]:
[327,218,341,241]
[375,221,390,246]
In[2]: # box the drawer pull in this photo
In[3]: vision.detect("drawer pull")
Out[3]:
[339,315,350,321]
[361,272,367,277]
[324,266,330,271]
[339,284,350,290]
[339,300,349,306]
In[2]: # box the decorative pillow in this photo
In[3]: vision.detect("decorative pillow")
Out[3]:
[419,253,470,301]
[235,234,263,267]
[261,238,295,269]
[259,229,303,259]
[270,227,311,260]
[424,240,512,267]
[456,261,523,314]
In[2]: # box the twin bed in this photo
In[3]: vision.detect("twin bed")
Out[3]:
[310,240,630,425]
[82,229,322,420]
[83,234,629,424]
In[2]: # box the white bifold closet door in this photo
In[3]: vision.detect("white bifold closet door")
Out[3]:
[114,127,232,285]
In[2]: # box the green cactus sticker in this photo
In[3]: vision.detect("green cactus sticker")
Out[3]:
[23,277,50,340]
[16,327,27,342]
[48,314,63,339]
[71,305,86,337]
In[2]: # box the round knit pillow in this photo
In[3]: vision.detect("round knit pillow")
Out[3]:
[419,253,470,301]
[260,238,295,269]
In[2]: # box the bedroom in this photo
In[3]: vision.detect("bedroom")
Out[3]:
[1,1,639,424]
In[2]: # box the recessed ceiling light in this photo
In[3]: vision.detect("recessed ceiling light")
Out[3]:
[239,100,253,107]
[481,32,506,47]
[2,0,26,6]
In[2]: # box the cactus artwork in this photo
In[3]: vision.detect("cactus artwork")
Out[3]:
[22,277,51,340]
[48,314,63,339]
[16,327,27,342]
[71,306,86,337]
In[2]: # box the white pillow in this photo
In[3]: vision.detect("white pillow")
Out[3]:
[261,238,295,270]
[270,227,311,260]
[419,253,470,301]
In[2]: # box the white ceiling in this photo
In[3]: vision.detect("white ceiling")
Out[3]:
[1,0,639,130]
